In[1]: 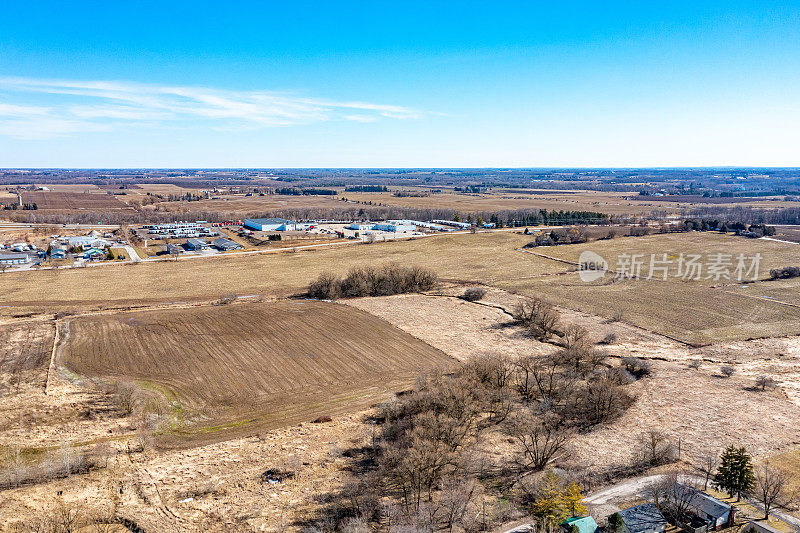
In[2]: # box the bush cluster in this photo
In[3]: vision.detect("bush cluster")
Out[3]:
[308,263,438,300]
[461,287,487,301]
[770,266,800,280]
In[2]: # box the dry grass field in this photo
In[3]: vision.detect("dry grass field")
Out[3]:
[0,232,561,314]
[2,231,797,344]
[342,189,800,216]
[147,193,341,214]
[59,301,455,445]
[18,191,134,212]
[534,232,799,284]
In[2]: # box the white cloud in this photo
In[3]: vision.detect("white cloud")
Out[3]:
[0,77,425,139]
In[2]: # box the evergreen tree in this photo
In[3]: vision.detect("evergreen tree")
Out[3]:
[714,445,755,500]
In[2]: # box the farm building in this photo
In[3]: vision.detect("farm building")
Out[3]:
[213,237,242,251]
[613,503,668,533]
[244,218,298,231]
[0,253,31,265]
[561,516,599,533]
[186,238,209,250]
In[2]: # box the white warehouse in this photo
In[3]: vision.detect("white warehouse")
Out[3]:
[244,218,301,231]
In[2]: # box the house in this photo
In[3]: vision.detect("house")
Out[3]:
[613,503,668,533]
[675,485,733,530]
[213,237,242,251]
[741,521,783,533]
[0,253,31,265]
[83,247,105,260]
[244,218,298,231]
[561,516,599,533]
[50,247,67,259]
[186,238,209,250]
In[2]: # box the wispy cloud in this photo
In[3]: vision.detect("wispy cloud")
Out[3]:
[0,77,425,139]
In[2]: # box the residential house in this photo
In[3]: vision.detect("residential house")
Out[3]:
[561,516,599,533]
[613,503,668,533]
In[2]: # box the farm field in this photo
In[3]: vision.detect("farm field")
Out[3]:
[2,231,798,344]
[18,191,135,212]
[147,192,341,214]
[534,232,800,285]
[59,301,455,446]
[341,189,800,216]
[0,232,563,315]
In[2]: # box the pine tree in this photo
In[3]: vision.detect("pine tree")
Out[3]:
[715,445,755,500]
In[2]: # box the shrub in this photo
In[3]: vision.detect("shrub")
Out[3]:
[513,298,560,341]
[621,357,652,378]
[720,365,736,378]
[770,266,800,280]
[461,287,487,302]
[308,264,438,300]
[308,272,342,300]
[599,332,618,345]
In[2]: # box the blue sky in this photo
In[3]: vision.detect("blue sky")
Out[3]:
[0,1,798,167]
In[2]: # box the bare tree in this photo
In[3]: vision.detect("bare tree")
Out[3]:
[513,298,561,341]
[720,365,736,378]
[755,375,777,391]
[694,450,720,491]
[508,411,570,472]
[637,430,677,467]
[755,462,788,519]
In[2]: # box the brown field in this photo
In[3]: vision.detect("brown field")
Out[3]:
[18,191,134,212]
[148,193,341,214]
[532,232,800,284]
[59,301,455,445]
[342,189,800,216]
[0,232,562,313]
[3,231,798,344]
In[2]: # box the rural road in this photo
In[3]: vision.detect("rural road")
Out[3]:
[502,474,800,533]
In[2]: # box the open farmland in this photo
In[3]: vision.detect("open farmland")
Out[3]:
[533,231,800,285]
[342,189,800,216]
[59,301,455,446]
[0,232,563,314]
[18,191,134,212]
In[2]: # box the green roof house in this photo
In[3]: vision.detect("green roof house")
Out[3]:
[561,516,599,533]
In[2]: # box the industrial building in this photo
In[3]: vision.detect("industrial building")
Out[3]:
[244,218,300,231]
[213,237,242,251]
[371,220,418,232]
[186,238,209,250]
[347,222,375,232]
[0,253,31,265]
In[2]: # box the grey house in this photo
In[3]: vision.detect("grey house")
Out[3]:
[613,503,668,533]
[676,485,733,530]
